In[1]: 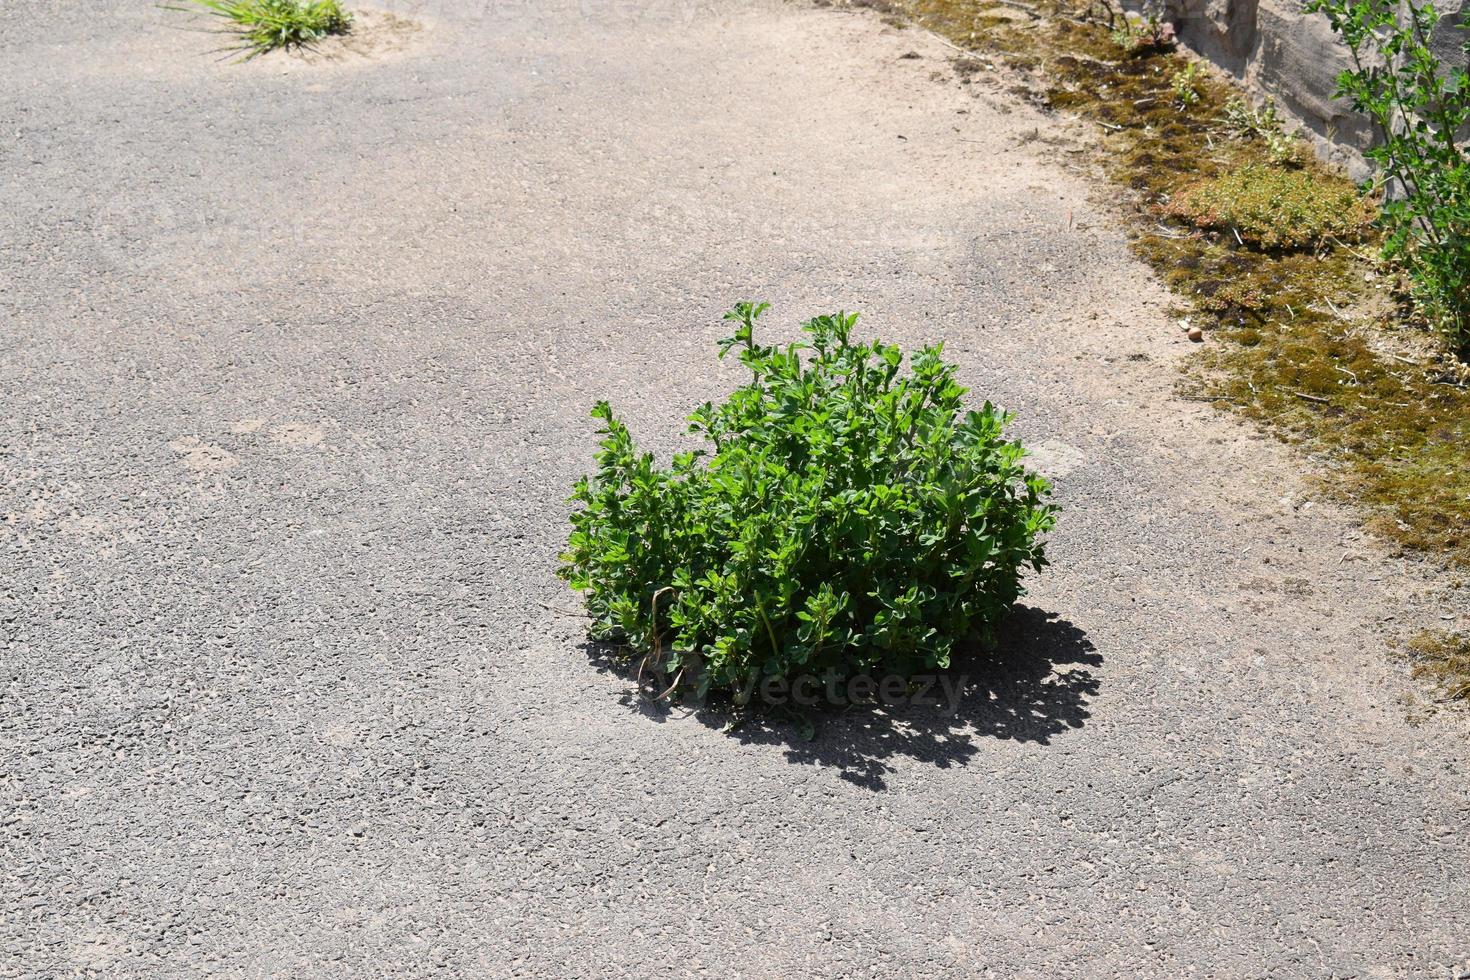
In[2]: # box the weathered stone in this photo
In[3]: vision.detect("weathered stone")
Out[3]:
[1172,0,1260,69]
[1250,1,1376,174]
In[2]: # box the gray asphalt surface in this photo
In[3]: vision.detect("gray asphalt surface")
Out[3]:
[4,1,1470,976]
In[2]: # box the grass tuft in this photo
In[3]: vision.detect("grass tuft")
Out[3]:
[171,0,352,58]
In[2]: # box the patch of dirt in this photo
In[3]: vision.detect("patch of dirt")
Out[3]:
[168,436,238,472]
[272,421,327,447]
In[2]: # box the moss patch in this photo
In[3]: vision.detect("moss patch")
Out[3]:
[876,0,1470,567]
[1159,164,1376,250]
[1405,630,1470,702]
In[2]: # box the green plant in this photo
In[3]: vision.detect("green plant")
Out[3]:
[1171,62,1203,108]
[1306,0,1470,352]
[559,303,1056,701]
[1110,2,1176,54]
[169,0,352,57]
[1159,163,1376,249]
[1220,95,1296,163]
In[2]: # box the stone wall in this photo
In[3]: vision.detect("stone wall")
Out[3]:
[1131,0,1467,179]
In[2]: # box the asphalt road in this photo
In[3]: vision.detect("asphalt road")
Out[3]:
[3,1,1469,976]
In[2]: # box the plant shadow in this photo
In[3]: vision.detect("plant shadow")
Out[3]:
[584,605,1101,791]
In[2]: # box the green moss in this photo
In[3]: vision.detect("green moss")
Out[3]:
[1159,163,1376,250]
[884,0,1470,567]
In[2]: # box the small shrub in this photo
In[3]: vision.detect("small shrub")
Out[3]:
[559,303,1056,702]
[1307,0,1470,353]
[171,0,352,58]
[1220,95,1296,164]
[1159,163,1376,250]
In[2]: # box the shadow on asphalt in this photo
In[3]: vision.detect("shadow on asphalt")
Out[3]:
[585,605,1101,791]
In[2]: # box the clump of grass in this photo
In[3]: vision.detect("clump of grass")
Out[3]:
[1405,630,1470,702]
[881,0,1470,566]
[172,0,352,58]
[1158,164,1376,250]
